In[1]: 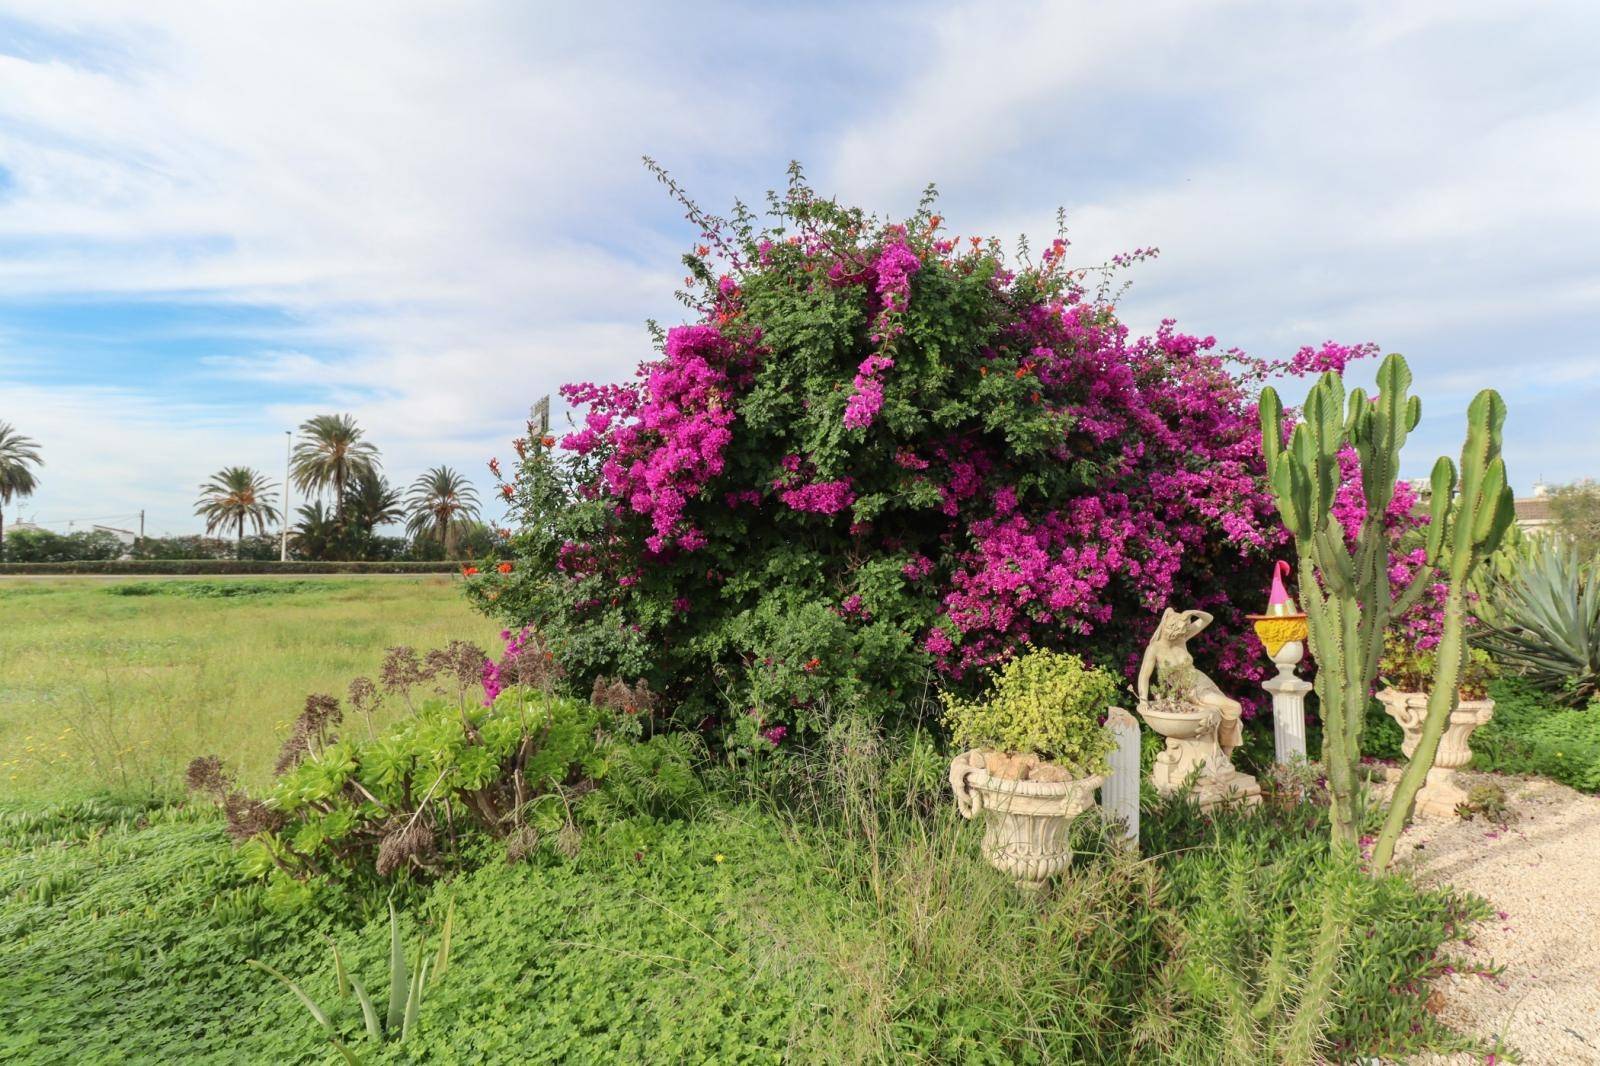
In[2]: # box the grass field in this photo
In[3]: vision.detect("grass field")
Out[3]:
[0,576,500,804]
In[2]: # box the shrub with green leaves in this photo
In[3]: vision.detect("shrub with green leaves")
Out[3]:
[193,686,608,889]
[940,649,1118,771]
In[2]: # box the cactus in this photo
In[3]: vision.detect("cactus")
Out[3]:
[1259,354,1513,869]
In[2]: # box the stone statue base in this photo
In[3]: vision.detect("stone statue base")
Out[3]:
[1138,702,1261,811]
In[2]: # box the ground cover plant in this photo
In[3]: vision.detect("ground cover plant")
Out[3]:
[1463,677,1600,792]
[473,167,1384,752]
[0,719,1493,1065]
[0,577,498,803]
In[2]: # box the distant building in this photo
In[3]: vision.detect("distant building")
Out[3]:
[1406,476,1562,536]
[1514,481,1554,534]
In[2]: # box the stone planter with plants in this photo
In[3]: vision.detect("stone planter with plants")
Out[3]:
[945,649,1119,888]
[1378,637,1498,817]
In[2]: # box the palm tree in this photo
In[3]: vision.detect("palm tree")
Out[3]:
[0,421,44,553]
[291,501,343,561]
[291,414,380,523]
[195,466,280,556]
[405,466,481,558]
[343,473,406,535]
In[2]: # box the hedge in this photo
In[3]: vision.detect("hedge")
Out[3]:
[0,560,462,576]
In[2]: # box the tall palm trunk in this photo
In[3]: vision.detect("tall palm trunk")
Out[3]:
[237,514,245,559]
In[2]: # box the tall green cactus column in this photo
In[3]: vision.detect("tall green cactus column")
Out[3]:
[1258,355,1512,868]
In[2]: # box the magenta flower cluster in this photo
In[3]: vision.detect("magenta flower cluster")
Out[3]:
[531,188,1386,728]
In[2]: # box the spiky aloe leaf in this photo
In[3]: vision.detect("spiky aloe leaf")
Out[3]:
[432,898,455,983]
[402,950,428,1042]
[386,901,408,1035]
[349,976,383,1042]
[321,934,349,998]
[247,959,337,1037]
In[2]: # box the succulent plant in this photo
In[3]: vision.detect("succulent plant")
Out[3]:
[1474,535,1600,705]
[1259,354,1514,870]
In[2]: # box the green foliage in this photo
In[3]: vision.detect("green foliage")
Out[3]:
[0,527,124,563]
[1475,535,1600,705]
[1,732,1490,1064]
[1466,679,1600,792]
[212,688,608,886]
[940,649,1118,771]
[1545,480,1600,560]
[105,580,333,599]
[1455,780,1513,824]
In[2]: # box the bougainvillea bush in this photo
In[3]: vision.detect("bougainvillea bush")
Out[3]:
[473,168,1376,745]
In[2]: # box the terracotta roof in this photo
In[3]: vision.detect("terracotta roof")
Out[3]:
[1515,498,1553,522]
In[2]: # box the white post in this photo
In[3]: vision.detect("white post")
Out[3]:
[1102,707,1141,845]
[280,429,291,562]
[1263,641,1312,764]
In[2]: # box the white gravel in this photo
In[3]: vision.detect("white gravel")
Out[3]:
[1398,773,1600,1066]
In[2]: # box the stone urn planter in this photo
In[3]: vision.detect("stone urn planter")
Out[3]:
[949,751,1103,889]
[1136,701,1262,809]
[1377,689,1496,818]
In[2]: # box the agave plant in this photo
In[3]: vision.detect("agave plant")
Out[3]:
[249,898,454,1061]
[1474,536,1600,705]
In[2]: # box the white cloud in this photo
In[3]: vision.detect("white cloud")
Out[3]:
[819,0,1600,489]
[1,0,1597,532]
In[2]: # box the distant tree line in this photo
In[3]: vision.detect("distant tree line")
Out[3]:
[0,413,496,563]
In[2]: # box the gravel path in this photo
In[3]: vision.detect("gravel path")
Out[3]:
[1398,773,1600,1065]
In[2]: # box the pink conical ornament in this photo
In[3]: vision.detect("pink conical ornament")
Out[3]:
[1266,559,1296,616]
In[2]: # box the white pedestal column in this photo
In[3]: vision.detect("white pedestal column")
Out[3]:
[1101,707,1141,846]
[1262,641,1312,764]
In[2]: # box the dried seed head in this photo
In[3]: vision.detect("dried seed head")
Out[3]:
[555,821,582,859]
[591,677,657,717]
[380,646,429,692]
[184,755,233,798]
[297,693,342,736]
[222,792,285,841]
[376,819,436,877]
[348,675,380,716]
[424,640,490,693]
[505,825,540,865]
[274,693,344,775]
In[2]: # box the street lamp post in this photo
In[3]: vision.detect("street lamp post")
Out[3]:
[280,430,291,562]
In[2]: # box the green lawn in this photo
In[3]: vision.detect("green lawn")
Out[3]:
[0,577,501,803]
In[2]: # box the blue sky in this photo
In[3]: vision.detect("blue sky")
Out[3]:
[1,1,1597,535]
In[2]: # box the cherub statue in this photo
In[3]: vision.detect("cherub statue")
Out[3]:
[1136,608,1243,755]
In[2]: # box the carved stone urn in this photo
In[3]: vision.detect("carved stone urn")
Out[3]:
[1136,702,1262,809]
[949,751,1102,889]
[1377,689,1496,818]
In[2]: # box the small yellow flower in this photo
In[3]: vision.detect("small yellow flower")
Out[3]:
[713,853,725,864]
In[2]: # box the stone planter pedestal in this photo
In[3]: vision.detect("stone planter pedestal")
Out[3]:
[1136,703,1261,810]
[1377,689,1496,818]
[949,752,1102,889]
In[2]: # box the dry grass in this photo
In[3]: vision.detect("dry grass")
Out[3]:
[0,576,500,803]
